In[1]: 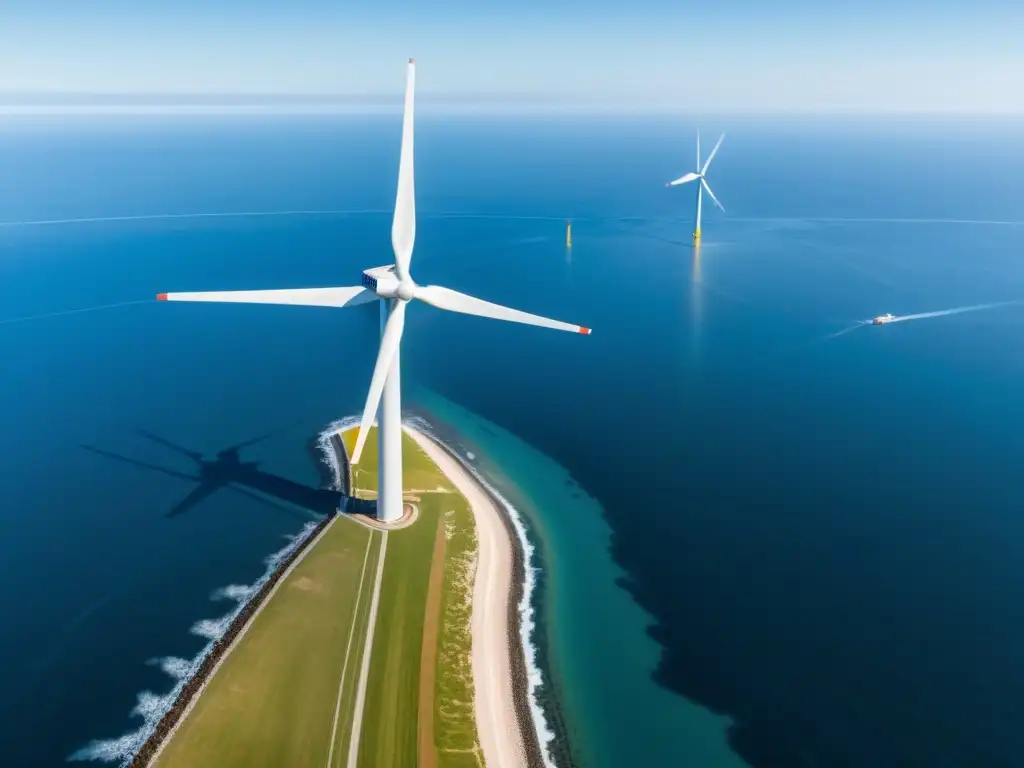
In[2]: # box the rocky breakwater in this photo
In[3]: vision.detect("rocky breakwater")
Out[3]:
[129,509,337,768]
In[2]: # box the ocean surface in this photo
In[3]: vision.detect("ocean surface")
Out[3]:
[1,113,1024,767]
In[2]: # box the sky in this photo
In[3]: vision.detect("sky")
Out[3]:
[1,0,1022,113]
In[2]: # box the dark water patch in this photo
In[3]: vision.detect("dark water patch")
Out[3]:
[439,334,1024,767]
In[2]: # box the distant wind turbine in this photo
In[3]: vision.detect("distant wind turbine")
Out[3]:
[157,59,592,523]
[666,132,726,241]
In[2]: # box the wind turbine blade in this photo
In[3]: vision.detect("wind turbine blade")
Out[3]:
[701,178,725,212]
[417,285,591,335]
[696,131,701,171]
[666,172,700,187]
[700,133,725,175]
[350,301,407,465]
[156,286,375,308]
[392,58,416,282]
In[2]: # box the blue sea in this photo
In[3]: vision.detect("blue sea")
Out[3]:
[2,113,1024,767]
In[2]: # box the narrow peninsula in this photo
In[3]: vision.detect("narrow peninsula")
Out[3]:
[127,421,539,768]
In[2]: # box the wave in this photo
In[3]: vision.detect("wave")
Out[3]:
[209,584,254,603]
[317,414,559,767]
[314,414,363,491]
[144,657,192,681]
[67,520,319,765]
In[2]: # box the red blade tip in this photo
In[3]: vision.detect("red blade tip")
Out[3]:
[409,57,415,64]
[579,327,592,335]
[156,293,168,301]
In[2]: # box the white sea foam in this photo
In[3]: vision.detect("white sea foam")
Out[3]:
[314,414,363,491]
[68,520,319,765]
[145,657,192,681]
[210,584,253,602]
[328,413,560,767]
[191,617,231,641]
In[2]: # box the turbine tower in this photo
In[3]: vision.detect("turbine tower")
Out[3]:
[156,59,592,523]
[666,132,725,241]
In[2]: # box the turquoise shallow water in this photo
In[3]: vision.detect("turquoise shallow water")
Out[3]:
[413,389,745,768]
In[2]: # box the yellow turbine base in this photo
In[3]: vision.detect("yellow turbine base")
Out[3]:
[693,229,701,240]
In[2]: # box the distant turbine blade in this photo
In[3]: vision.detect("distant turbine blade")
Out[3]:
[700,133,725,175]
[392,58,416,282]
[701,178,725,212]
[351,301,407,465]
[417,285,591,335]
[667,172,700,187]
[156,286,375,308]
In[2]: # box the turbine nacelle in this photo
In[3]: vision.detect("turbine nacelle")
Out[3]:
[157,59,593,523]
[361,265,415,301]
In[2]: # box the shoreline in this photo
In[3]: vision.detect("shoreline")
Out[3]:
[126,511,337,768]
[403,424,543,768]
[399,418,555,767]
[404,413,579,768]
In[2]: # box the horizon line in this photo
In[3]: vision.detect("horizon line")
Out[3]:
[0,105,1022,119]
[0,93,1021,118]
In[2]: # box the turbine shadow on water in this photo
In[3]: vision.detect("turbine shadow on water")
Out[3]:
[81,420,358,520]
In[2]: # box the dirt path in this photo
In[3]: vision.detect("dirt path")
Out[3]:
[417,516,447,768]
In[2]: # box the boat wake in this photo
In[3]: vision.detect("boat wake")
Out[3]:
[887,301,1018,324]
[67,523,319,766]
[817,301,1019,345]
[820,320,871,341]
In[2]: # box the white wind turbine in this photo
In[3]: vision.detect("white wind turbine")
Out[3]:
[157,59,592,523]
[665,132,726,241]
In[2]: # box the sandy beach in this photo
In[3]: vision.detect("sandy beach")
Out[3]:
[404,425,529,768]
